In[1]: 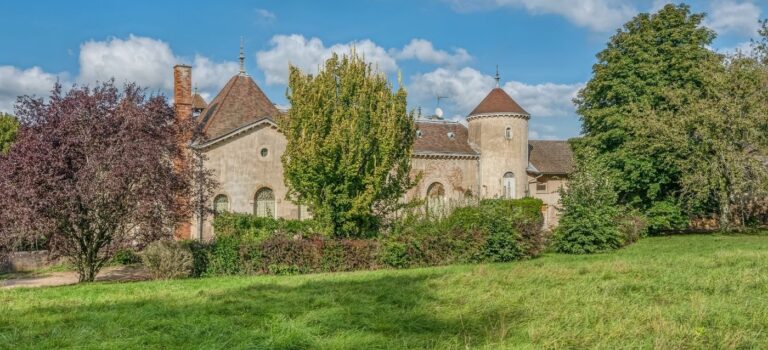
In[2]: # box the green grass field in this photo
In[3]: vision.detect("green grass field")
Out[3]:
[2,234,768,349]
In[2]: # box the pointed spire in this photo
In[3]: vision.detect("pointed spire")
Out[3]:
[494,65,500,87]
[239,37,246,75]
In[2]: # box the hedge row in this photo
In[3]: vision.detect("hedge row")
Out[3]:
[178,198,546,276]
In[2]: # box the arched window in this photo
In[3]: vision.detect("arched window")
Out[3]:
[254,188,276,218]
[213,194,229,215]
[505,126,513,140]
[503,172,516,199]
[426,182,446,214]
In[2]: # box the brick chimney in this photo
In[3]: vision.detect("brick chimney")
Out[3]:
[173,64,193,121]
[173,64,193,240]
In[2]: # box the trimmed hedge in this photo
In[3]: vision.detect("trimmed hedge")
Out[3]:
[180,199,545,277]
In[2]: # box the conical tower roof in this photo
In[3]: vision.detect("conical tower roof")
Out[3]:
[468,88,529,117]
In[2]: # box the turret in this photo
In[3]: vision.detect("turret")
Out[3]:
[467,72,530,199]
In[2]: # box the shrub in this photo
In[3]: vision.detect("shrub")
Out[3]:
[383,198,545,268]
[111,248,140,265]
[258,234,321,275]
[645,200,687,234]
[554,160,624,254]
[617,211,649,245]
[180,240,209,277]
[140,240,193,280]
[205,234,245,276]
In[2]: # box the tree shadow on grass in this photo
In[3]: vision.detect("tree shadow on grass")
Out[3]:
[1,271,529,349]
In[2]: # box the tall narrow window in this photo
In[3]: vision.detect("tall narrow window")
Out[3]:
[254,188,276,218]
[503,172,516,199]
[505,127,513,140]
[213,194,229,215]
[426,182,446,215]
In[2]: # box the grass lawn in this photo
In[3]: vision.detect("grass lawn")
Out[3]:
[2,234,768,349]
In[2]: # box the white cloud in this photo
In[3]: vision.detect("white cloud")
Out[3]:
[190,55,239,93]
[502,80,583,117]
[408,67,583,119]
[255,34,399,85]
[78,35,177,90]
[255,8,277,23]
[77,34,237,95]
[394,39,472,66]
[445,0,637,32]
[0,66,65,113]
[409,67,496,114]
[0,35,238,112]
[705,1,761,36]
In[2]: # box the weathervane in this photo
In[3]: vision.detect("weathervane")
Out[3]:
[494,65,500,87]
[239,37,246,75]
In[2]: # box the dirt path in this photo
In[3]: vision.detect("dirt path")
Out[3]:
[1,265,149,289]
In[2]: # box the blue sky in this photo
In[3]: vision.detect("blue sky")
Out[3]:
[0,0,764,139]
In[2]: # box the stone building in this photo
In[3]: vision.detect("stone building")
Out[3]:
[174,57,573,240]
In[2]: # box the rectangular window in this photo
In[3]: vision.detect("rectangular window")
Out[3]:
[536,182,547,193]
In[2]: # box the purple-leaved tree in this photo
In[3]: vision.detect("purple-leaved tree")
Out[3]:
[0,81,215,282]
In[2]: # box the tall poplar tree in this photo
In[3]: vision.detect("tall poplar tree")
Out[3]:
[282,52,416,237]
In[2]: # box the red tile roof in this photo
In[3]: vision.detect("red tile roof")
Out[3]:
[528,140,573,174]
[197,74,278,140]
[469,88,529,116]
[413,120,478,156]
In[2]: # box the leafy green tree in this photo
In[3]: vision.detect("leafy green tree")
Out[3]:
[574,4,721,225]
[0,113,19,154]
[282,52,416,237]
[554,150,624,254]
[645,49,768,228]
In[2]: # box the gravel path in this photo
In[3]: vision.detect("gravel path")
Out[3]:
[1,265,149,289]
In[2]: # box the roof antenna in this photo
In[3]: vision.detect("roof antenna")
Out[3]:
[239,37,246,75]
[494,65,500,88]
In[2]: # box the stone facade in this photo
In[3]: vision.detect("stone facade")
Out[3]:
[179,67,573,240]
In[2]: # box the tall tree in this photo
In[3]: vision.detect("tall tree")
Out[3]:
[0,82,215,281]
[0,113,18,154]
[282,52,416,237]
[574,4,721,221]
[645,33,768,228]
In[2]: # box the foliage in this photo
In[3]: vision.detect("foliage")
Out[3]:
[643,50,768,229]
[0,82,216,282]
[384,198,546,267]
[554,153,625,254]
[644,200,687,234]
[282,51,416,237]
[0,113,18,155]
[180,240,209,277]
[111,249,141,265]
[140,240,193,280]
[212,212,322,238]
[6,234,768,349]
[574,4,721,216]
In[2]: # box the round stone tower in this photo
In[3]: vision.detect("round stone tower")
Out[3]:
[467,85,530,199]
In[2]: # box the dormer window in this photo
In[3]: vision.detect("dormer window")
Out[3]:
[505,126,513,140]
[447,132,455,140]
[416,130,423,138]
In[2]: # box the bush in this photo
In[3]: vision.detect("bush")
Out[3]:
[180,240,209,277]
[111,248,140,265]
[383,198,545,268]
[617,211,649,245]
[192,200,544,276]
[554,160,624,254]
[645,200,687,234]
[140,240,193,280]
